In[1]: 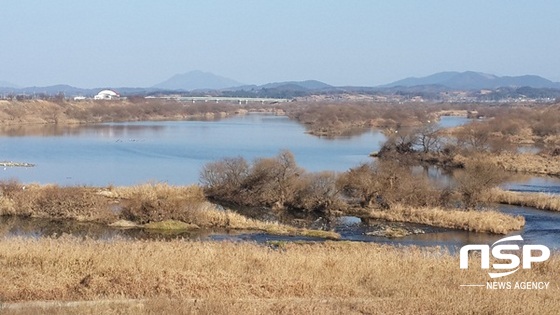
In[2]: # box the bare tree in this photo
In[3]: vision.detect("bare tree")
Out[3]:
[200,157,249,201]
[415,123,442,153]
[338,163,383,207]
[454,160,509,209]
[455,122,491,152]
[292,171,342,212]
[244,150,302,208]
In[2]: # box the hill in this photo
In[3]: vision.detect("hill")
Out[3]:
[259,80,332,90]
[0,80,19,88]
[153,70,243,91]
[384,71,560,90]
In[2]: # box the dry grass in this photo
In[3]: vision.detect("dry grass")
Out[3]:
[366,204,525,234]
[0,182,115,223]
[0,99,245,126]
[0,182,338,239]
[0,181,528,238]
[489,152,560,176]
[0,238,558,314]
[142,220,200,231]
[183,205,340,239]
[487,188,560,212]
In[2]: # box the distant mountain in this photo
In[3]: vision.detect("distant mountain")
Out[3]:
[0,80,19,88]
[0,84,91,96]
[259,80,332,90]
[384,71,560,90]
[153,70,243,91]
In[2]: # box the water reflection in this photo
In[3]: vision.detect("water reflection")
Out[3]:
[0,123,167,138]
[0,114,387,185]
[0,216,261,241]
[503,174,560,194]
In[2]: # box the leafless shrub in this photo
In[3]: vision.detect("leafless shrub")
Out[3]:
[337,161,445,209]
[201,151,344,213]
[243,150,302,208]
[200,157,250,202]
[415,123,442,153]
[337,163,382,207]
[119,184,206,224]
[454,160,509,209]
[291,171,344,212]
[455,122,492,152]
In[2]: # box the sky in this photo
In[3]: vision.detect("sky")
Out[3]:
[1,0,559,88]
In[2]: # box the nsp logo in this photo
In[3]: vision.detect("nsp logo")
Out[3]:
[460,235,550,278]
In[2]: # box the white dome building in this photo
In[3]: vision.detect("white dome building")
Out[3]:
[94,89,120,100]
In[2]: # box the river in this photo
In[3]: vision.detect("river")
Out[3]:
[1,114,559,250]
[0,114,385,186]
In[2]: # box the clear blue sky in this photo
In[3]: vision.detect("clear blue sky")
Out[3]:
[1,0,559,88]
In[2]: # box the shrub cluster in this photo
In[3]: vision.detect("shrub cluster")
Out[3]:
[283,101,439,135]
[337,161,449,209]
[201,150,344,213]
[201,150,504,212]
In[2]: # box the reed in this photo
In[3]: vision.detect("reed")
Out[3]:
[366,204,525,234]
[0,182,338,239]
[490,152,560,176]
[0,238,557,314]
[487,188,560,212]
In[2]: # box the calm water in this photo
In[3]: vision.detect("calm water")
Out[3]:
[1,114,559,250]
[0,114,385,186]
[503,175,560,194]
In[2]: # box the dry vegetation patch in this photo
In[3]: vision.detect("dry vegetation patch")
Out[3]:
[0,238,558,314]
[0,182,338,239]
[490,152,560,176]
[487,188,560,212]
[366,204,525,234]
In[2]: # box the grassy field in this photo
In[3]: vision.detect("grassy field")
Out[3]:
[0,238,558,314]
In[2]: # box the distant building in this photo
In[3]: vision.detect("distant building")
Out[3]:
[73,96,86,101]
[94,89,120,100]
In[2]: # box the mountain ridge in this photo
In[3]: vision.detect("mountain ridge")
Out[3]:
[152,70,243,91]
[384,71,560,90]
[0,80,19,88]
[2,71,560,97]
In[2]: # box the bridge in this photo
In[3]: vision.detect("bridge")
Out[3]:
[146,96,290,104]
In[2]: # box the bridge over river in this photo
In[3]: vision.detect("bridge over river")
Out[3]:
[146,96,290,104]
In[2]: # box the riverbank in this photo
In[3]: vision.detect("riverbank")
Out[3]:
[487,188,560,212]
[382,151,560,177]
[0,238,557,314]
[0,99,249,126]
[356,204,525,234]
[0,182,338,240]
[489,152,560,176]
[0,181,525,237]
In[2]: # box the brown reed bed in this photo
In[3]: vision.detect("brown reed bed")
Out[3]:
[487,188,560,212]
[0,182,338,239]
[365,204,525,234]
[0,238,557,314]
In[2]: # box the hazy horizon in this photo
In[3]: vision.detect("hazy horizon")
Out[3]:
[1,1,559,88]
